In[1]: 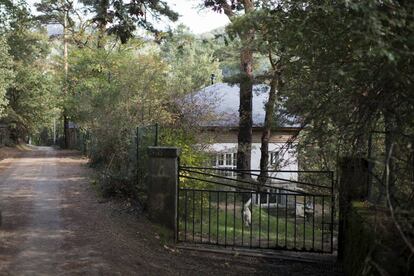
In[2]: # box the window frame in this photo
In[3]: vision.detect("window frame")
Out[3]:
[212,150,237,177]
[269,151,280,166]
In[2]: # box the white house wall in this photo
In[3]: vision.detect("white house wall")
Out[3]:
[207,142,298,182]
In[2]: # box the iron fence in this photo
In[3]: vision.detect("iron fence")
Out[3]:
[177,166,335,254]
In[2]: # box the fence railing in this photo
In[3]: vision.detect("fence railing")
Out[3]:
[177,166,335,253]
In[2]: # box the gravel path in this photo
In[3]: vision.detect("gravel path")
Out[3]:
[0,147,343,275]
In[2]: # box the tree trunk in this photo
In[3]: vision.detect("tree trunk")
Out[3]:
[236,43,254,178]
[96,0,109,48]
[219,0,255,178]
[63,9,69,149]
[64,114,70,148]
[383,112,396,203]
[258,69,280,185]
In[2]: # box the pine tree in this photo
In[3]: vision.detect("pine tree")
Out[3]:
[80,0,179,44]
[203,0,255,175]
[36,0,76,148]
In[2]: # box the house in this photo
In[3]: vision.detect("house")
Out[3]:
[188,83,302,207]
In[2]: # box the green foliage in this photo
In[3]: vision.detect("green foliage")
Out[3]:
[0,0,28,31]
[65,29,220,197]
[80,0,179,43]
[0,37,13,118]
[342,209,374,276]
[343,204,411,276]
[161,127,208,167]
[66,40,171,165]
[281,0,414,153]
[6,61,58,139]
[222,0,414,172]
[35,0,76,26]
[0,1,58,142]
[250,2,414,273]
[161,25,222,95]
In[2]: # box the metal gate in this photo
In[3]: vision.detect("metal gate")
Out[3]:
[176,166,335,254]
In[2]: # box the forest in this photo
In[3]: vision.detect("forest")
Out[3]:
[0,0,413,275]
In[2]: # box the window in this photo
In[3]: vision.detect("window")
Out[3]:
[218,154,224,166]
[212,151,237,177]
[263,189,285,205]
[270,151,279,166]
[225,153,232,166]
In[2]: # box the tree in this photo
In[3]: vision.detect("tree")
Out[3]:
[268,0,414,163]
[203,0,256,176]
[0,1,58,142]
[160,25,222,97]
[225,2,301,184]
[36,0,178,147]
[5,58,57,141]
[64,33,219,198]
[0,37,13,118]
[80,0,179,44]
[35,0,79,148]
[263,1,414,273]
[79,0,110,47]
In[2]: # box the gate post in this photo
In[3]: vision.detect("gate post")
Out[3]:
[338,157,369,261]
[147,147,180,233]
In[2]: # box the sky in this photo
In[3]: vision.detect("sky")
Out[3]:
[26,0,230,34]
[165,0,229,34]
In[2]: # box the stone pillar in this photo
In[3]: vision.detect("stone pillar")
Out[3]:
[147,147,180,233]
[338,157,369,261]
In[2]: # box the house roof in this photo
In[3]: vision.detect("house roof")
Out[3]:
[189,83,300,128]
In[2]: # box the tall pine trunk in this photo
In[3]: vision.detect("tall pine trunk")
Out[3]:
[236,0,255,177]
[63,115,69,148]
[63,9,70,149]
[259,69,280,185]
[382,112,396,203]
[237,43,254,178]
[96,0,109,48]
[218,0,255,186]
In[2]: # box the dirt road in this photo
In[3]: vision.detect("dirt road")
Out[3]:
[0,147,342,275]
